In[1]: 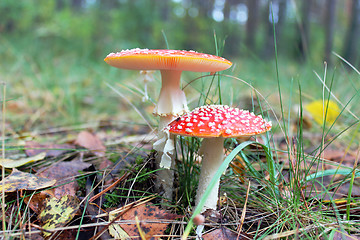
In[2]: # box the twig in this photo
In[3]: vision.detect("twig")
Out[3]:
[1,82,6,234]
[237,181,250,238]
[88,172,130,204]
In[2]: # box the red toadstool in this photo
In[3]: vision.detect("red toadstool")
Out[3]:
[167,105,272,211]
[105,49,232,119]
[105,49,232,199]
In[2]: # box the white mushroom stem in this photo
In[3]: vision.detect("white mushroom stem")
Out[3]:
[196,137,225,211]
[153,70,189,201]
[154,70,188,170]
[153,117,176,200]
[154,70,189,117]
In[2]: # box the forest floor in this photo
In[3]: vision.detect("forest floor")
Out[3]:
[1,39,360,239]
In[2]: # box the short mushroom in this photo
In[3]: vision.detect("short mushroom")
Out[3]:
[105,49,232,199]
[167,105,272,211]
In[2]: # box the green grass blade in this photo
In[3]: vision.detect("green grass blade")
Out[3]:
[304,169,360,182]
[161,30,170,49]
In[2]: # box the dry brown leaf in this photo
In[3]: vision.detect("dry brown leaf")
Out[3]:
[25,141,75,157]
[24,189,55,214]
[75,131,106,157]
[37,160,91,199]
[332,228,360,240]
[99,158,113,170]
[112,203,180,239]
[0,169,56,192]
[202,227,252,240]
[230,155,246,183]
[321,148,355,166]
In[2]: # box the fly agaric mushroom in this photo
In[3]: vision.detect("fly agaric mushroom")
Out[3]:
[105,48,232,120]
[105,49,232,199]
[167,105,272,211]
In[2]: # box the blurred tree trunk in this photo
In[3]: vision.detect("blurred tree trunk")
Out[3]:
[56,0,65,10]
[158,0,170,21]
[223,0,242,56]
[223,0,232,20]
[99,0,121,10]
[193,0,215,17]
[183,0,215,51]
[324,0,337,65]
[262,0,287,59]
[342,0,360,67]
[245,0,260,53]
[71,0,83,11]
[296,0,312,61]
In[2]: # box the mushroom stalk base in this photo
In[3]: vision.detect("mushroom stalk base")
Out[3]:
[196,137,225,211]
[153,115,177,201]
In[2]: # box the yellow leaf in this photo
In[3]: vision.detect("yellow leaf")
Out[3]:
[108,210,131,240]
[0,169,56,192]
[0,152,46,168]
[305,100,340,125]
[38,195,79,237]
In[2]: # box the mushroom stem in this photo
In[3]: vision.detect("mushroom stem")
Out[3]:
[154,70,188,117]
[153,121,176,200]
[153,70,188,201]
[196,137,225,211]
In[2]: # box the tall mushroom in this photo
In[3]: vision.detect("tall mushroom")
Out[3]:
[104,49,232,199]
[167,105,272,211]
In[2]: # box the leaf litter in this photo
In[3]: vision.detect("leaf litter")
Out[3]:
[0,168,56,192]
[0,152,46,168]
[25,141,75,158]
[3,113,360,239]
[36,160,92,199]
[108,200,181,239]
[38,195,80,237]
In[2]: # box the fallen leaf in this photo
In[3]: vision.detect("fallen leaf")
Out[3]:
[0,152,46,168]
[75,131,106,156]
[110,203,180,239]
[230,155,246,183]
[25,141,75,157]
[24,189,55,214]
[109,210,131,240]
[99,158,113,170]
[50,229,78,240]
[330,228,360,240]
[321,148,355,166]
[37,160,92,199]
[305,100,340,125]
[0,169,56,192]
[203,227,252,240]
[38,195,79,237]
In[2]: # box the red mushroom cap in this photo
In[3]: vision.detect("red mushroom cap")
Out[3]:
[167,105,272,138]
[104,48,232,72]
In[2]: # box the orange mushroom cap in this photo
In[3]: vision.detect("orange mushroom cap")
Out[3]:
[104,48,232,72]
[167,105,272,138]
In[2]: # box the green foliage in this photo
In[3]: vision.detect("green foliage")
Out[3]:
[176,136,201,206]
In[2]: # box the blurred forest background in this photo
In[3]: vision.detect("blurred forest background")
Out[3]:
[2,0,359,64]
[1,0,360,127]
